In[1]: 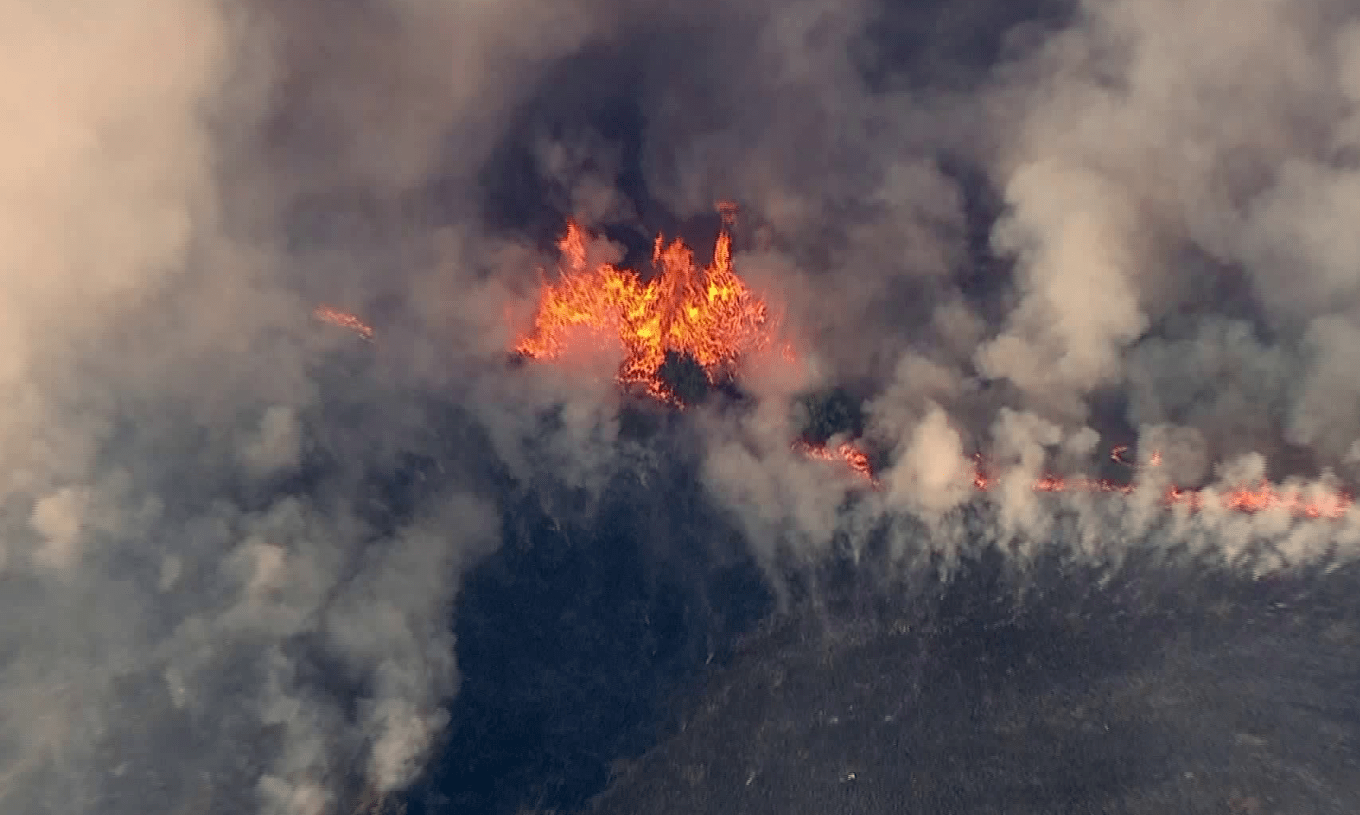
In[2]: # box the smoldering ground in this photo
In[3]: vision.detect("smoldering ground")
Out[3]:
[6,0,1360,814]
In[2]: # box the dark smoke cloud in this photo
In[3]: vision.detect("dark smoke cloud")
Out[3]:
[8,0,1360,813]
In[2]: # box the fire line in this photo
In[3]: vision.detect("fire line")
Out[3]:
[800,440,1353,520]
[311,223,1353,522]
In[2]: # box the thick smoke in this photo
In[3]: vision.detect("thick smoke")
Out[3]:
[0,2,516,814]
[693,0,1360,578]
[9,0,1360,813]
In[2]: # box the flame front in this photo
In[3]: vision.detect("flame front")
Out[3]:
[801,441,1353,520]
[513,219,775,403]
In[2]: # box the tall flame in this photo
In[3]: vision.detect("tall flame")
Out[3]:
[513,217,775,403]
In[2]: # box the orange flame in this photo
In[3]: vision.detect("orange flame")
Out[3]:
[1163,482,1353,519]
[794,440,880,488]
[313,305,375,342]
[513,217,776,403]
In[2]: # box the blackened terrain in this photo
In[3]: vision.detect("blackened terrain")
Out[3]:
[592,550,1360,814]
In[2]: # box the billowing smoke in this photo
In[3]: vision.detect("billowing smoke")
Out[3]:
[694,0,1360,577]
[8,0,1360,813]
[0,2,518,813]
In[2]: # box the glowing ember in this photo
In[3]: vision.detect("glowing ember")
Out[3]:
[513,216,776,403]
[313,304,375,342]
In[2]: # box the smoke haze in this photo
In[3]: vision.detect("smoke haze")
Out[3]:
[6,0,1360,813]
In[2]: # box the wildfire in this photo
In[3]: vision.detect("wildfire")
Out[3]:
[803,441,1353,520]
[313,304,375,342]
[513,215,776,403]
[309,236,1352,523]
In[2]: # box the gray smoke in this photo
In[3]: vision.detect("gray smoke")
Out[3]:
[0,2,512,813]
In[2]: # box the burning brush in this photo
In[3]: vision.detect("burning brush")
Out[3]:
[512,210,779,405]
[792,433,1353,519]
[791,392,1353,518]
